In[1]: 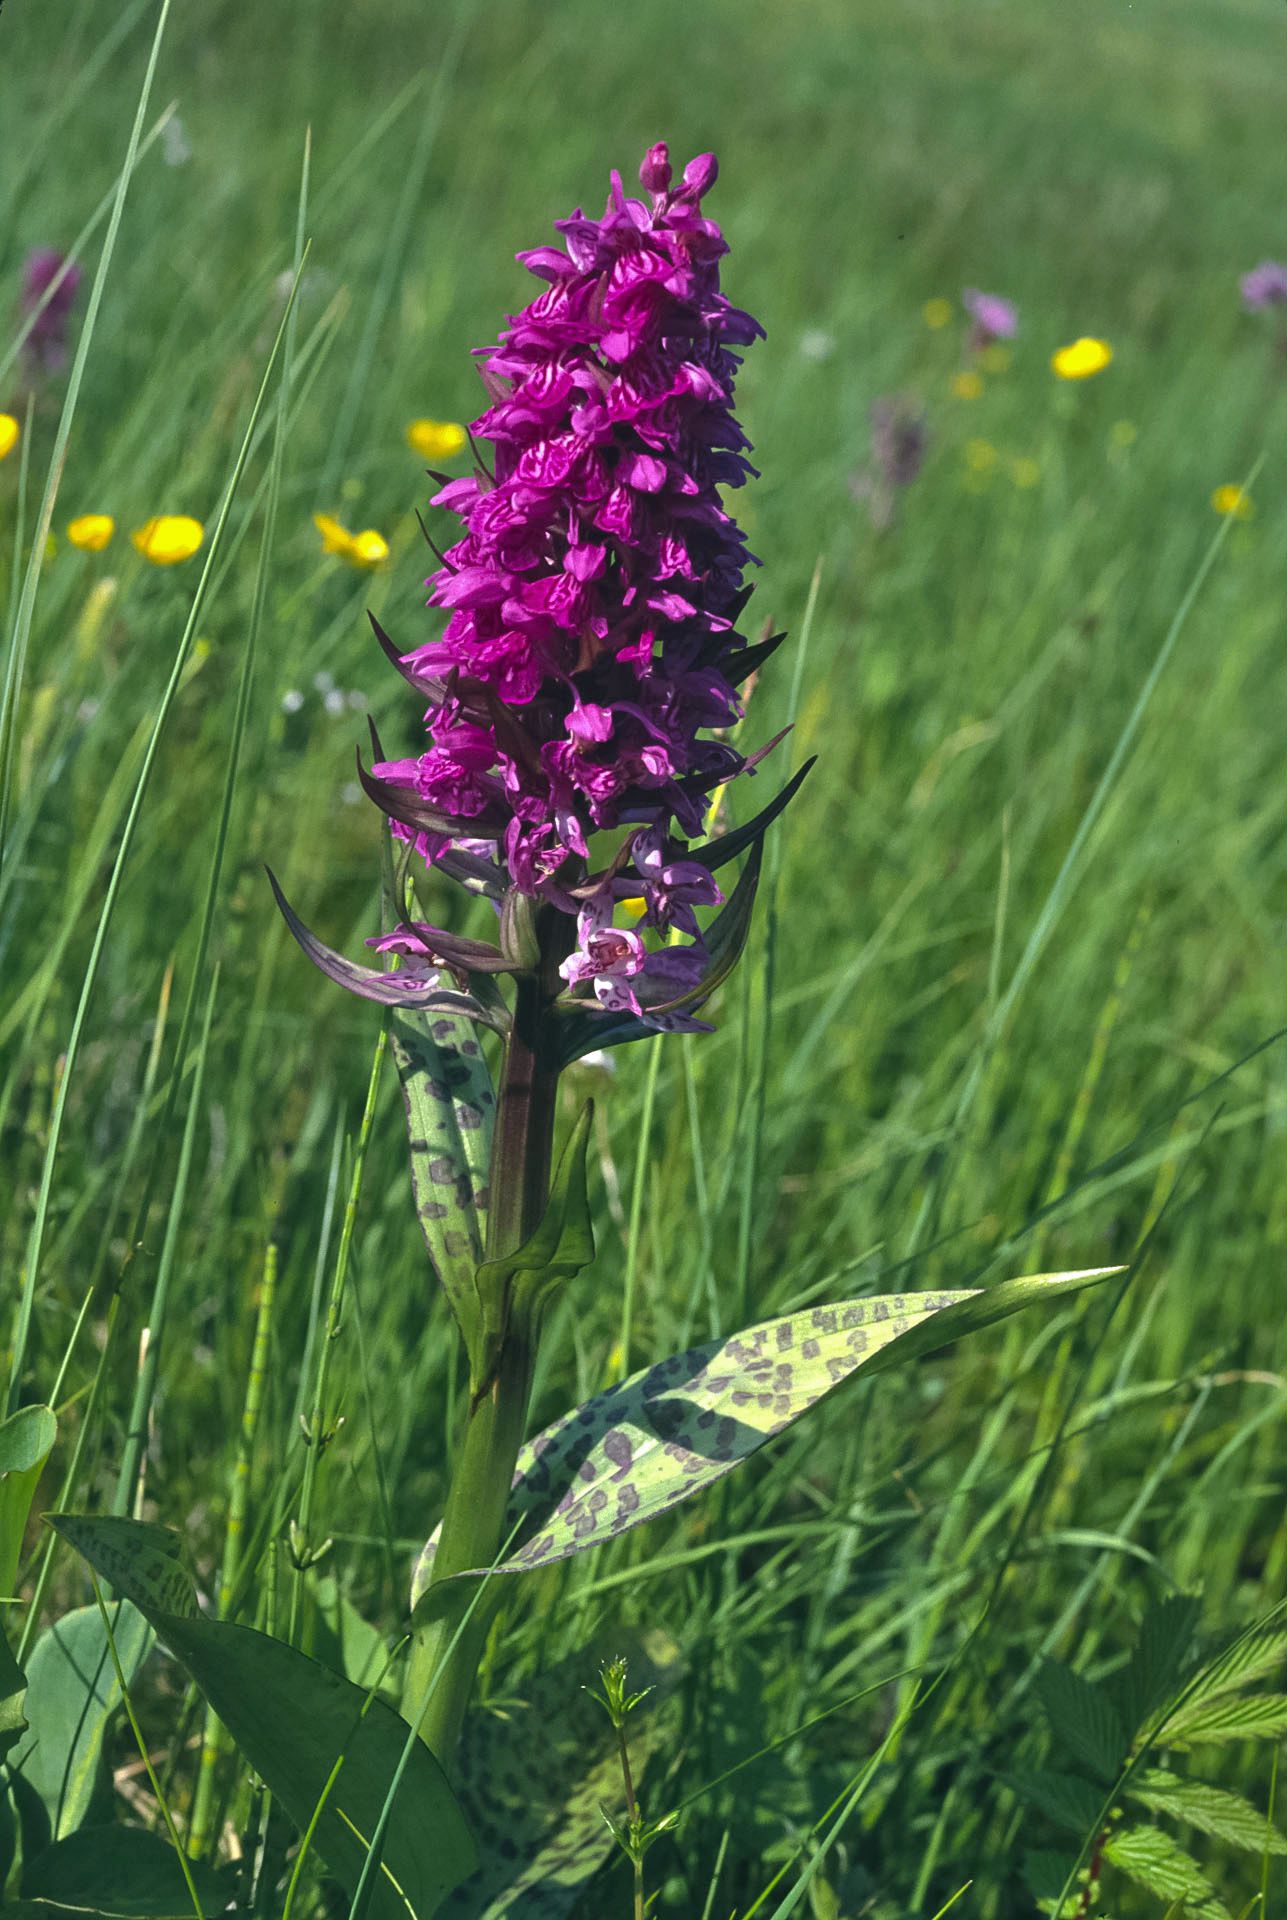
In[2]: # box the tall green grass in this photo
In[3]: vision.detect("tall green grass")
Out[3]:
[2,0,1286,1912]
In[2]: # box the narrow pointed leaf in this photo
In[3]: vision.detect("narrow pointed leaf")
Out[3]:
[267,870,507,1024]
[726,629,788,686]
[687,757,814,873]
[439,1629,679,1919]
[369,609,448,701]
[48,1515,477,1920]
[412,1267,1117,1601]
[357,751,509,839]
[390,1005,495,1359]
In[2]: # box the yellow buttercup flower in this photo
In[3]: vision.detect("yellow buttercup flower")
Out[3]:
[980,344,1011,374]
[406,418,467,461]
[68,513,115,552]
[1051,337,1113,380]
[965,438,997,473]
[1211,484,1253,521]
[132,515,204,564]
[0,413,19,460]
[1010,456,1041,489]
[313,512,388,569]
[951,371,983,400]
[348,528,390,568]
[923,298,953,331]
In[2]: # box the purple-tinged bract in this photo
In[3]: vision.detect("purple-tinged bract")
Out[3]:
[373,143,771,1026]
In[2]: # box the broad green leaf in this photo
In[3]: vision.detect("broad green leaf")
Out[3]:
[413,1268,1116,1601]
[1128,1770,1287,1853]
[1114,1592,1201,1738]
[1161,1692,1287,1750]
[303,1572,396,1697]
[390,1003,494,1355]
[1002,1769,1105,1835]
[1104,1824,1229,1918]
[0,1405,57,1601]
[49,1515,476,1920]
[22,1824,229,1916]
[439,1628,679,1919]
[12,1601,153,1838]
[1023,1847,1081,1906]
[1035,1660,1127,1785]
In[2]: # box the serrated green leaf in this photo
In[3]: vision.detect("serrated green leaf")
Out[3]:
[1024,1847,1082,1905]
[1129,1770,1287,1853]
[0,1406,57,1603]
[1104,1824,1229,1918]
[438,1628,679,1919]
[1002,1768,1106,1834]
[22,1823,229,1916]
[412,1267,1117,1602]
[1114,1592,1201,1739]
[11,1601,153,1838]
[390,1003,495,1354]
[1161,1692,1287,1750]
[49,1515,476,1920]
[1170,1631,1287,1718]
[1035,1661,1127,1784]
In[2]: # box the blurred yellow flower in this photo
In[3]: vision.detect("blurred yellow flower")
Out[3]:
[1010,456,1041,489]
[0,413,19,460]
[68,513,115,552]
[923,298,953,330]
[980,344,1012,374]
[43,534,58,563]
[1051,337,1112,380]
[313,511,388,569]
[348,529,390,568]
[965,438,997,473]
[1110,419,1137,448]
[132,515,204,564]
[952,371,983,400]
[1211,484,1254,520]
[406,418,467,461]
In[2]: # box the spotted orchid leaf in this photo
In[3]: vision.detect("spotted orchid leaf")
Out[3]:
[391,1005,495,1361]
[439,1628,679,1919]
[267,870,508,1027]
[48,1515,477,1920]
[413,1267,1118,1602]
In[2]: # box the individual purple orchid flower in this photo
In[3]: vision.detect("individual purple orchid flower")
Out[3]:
[20,249,83,375]
[963,288,1017,350]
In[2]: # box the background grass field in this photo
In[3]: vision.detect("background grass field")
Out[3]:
[3,0,1287,1913]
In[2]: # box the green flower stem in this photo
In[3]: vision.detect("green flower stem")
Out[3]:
[402,958,562,1761]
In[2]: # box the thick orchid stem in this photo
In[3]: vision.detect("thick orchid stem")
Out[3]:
[402,961,561,1762]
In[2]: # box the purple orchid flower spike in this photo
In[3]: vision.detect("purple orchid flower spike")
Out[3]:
[1241,261,1287,313]
[278,140,810,1049]
[963,287,1017,351]
[19,248,83,375]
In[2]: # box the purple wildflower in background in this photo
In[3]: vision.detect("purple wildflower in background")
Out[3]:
[850,396,929,533]
[364,142,774,1028]
[20,249,82,375]
[963,288,1017,349]
[1240,261,1287,313]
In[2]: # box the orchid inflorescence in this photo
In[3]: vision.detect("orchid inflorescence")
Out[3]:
[278,142,808,1048]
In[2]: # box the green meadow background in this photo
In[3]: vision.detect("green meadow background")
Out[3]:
[3,0,1287,1913]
